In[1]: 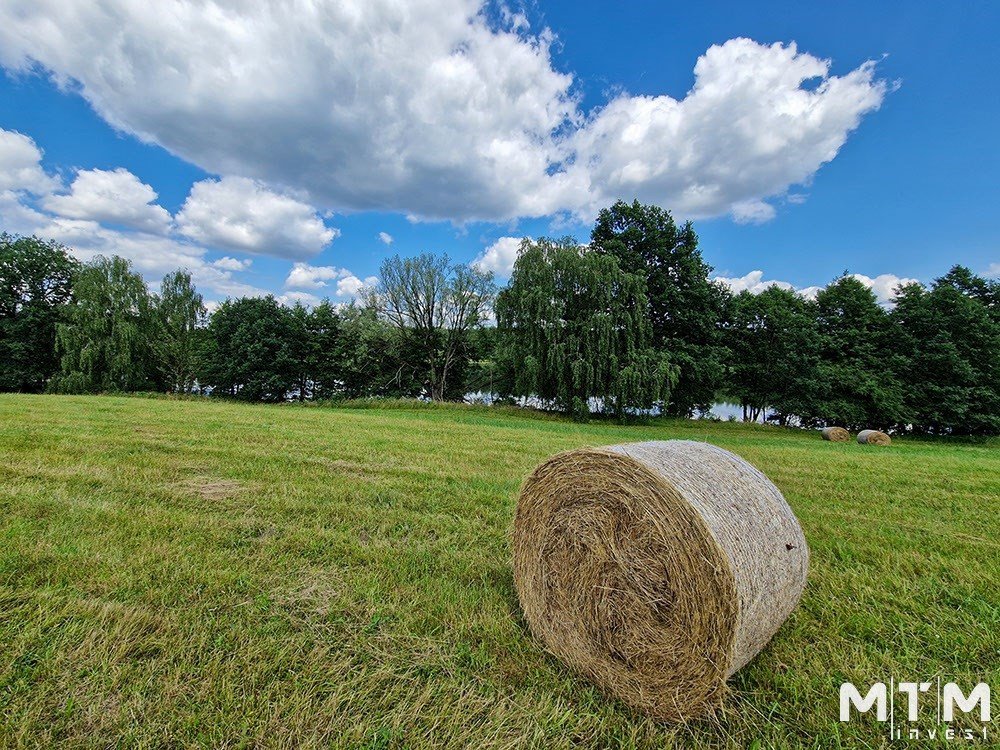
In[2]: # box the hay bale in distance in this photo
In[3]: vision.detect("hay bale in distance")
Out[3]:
[857,429,891,446]
[821,426,851,442]
[512,440,809,722]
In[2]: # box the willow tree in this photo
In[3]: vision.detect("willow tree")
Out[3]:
[54,255,158,393]
[155,270,205,393]
[495,238,676,420]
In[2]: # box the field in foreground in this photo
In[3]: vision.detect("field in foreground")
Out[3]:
[0,395,997,749]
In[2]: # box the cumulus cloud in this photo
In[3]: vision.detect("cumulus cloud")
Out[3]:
[43,167,171,233]
[378,231,394,245]
[471,236,525,278]
[0,172,264,300]
[285,262,376,299]
[0,3,888,223]
[336,273,378,298]
[285,263,347,290]
[730,200,777,225]
[34,216,266,298]
[0,128,58,193]
[277,290,323,307]
[565,39,889,220]
[713,270,797,295]
[714,269,919,305]
[0,133,346,301]
[212,256,252,272]
[986,262,999,278]
[850,272,919,304]
[176,177,337,259]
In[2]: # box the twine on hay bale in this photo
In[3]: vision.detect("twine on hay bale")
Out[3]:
[512,440,809,722]
[821,426,850,442]
[857,429,891,446]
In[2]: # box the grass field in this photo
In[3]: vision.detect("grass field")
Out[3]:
[1,395,997,748]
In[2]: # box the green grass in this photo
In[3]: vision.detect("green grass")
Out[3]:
[1,395,997,749]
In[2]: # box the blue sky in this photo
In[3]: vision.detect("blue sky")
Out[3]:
[0,1,997,305]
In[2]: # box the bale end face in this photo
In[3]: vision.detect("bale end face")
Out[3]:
[821,426,850,442]
[512,440,809,722]
[857,429,892,446]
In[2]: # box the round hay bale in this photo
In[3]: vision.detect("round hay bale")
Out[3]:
[513,440,809,722]
[857,429,891,446]
[821,426,850,442]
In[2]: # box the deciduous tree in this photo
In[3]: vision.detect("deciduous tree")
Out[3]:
[590,200,729,416]
[199,295,299,401]
[724,286,820,423]
[365,253,494,401]
[796,275,906,430]
[0,234,77,392]
[54,255,157,393]
[496,238,676,420]
[891,266,1000,434]
[154,270,205,393]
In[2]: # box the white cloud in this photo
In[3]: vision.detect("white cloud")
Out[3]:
[0,182,264,301]
[38,217,266,299]
[714,270,796,295]
[730,200,777,225]
[797,285,824,300]
[0,128,58,193]
[336,274,378,298]
[285,262,376,299]
[212,256,252,272]
[565,39,889,220]
[986,263,999,278]
[714,269,920,305]
[471,236,525,278]
[378,231,394,245]
[285,263,347,290]
[176,177,337,259]
[849,272,919,304]
[0,189,51,234]
[0,4,888,223]
[43,167,171,233]
[277,290,322,307]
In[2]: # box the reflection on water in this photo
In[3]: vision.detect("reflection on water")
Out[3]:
[465,392,770,423]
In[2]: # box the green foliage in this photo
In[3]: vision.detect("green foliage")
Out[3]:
[367,253,495,401]
[495,237,676,420]
[0,234,78,392]
[891,266,1000,434]
[154,270,206,393]
[590,200,729,416]
[6,217,1000,434]
[52,255,158,393]
[724,287,820,423]
[793,276,907,430]
[302,300,342,400]
[198,295,301,401]
[330,304,418,399]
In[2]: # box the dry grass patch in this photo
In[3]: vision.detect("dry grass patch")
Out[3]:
[175,476,244,502]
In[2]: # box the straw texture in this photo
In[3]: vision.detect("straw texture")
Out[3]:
[512,440,809,721]
[857,429,891,446]
[821,426,850,442]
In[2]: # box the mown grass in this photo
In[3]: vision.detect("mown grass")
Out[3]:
[0,395,997,749]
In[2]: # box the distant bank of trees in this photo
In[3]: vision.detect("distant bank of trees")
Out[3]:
[2,203,998,435]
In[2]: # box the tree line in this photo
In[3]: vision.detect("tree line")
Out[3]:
[2,200,998,435]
